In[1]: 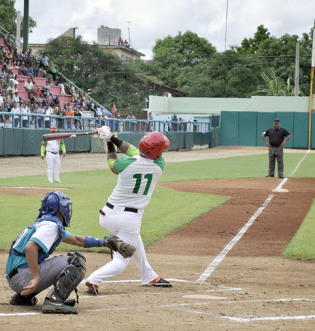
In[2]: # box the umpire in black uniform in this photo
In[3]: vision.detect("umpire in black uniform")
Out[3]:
[261,118,292,178]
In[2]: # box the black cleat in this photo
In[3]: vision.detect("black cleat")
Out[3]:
[145,277,172,287]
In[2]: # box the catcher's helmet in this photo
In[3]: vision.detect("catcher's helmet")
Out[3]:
[50,125,57,132]
[39,192,72,226]
[139,132,170,160]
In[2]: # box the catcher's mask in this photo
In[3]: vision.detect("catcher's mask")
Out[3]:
[39,192,72,226]
[139,132,170,160]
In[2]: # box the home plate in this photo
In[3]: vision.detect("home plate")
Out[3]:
[272,188,289,193]
[183,295,229,300]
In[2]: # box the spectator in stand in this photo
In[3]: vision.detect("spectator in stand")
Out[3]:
[7,90,15,108]
[118,37,123,46]
[19,62,33,77]
[4,33,12,47]
[19,49,26,66]
[0,47,5,63]
[7,46,14,62]
[0,66,8,86]
[33,102,44,128]
[11,102,21,127]
[88,100,96,113]
[2,97,10,123]
[53,95,61,108]
[44,102,54,128]
[34,85,43,104]
[13,47,19,65]
[29,64,39,77]
[1,45,9,63]
[123,39,129,47]
[66,82,77,102]
[20,102,30,128]
[56,105,64,129]
[48,62,58,81]
[74,107,83,129]
[126,111,136,131]
[39,52,49,72]
[43,78,52,90]
[13,90,20,104]
[25,48,35,68]
[24,77,36,99]
[6,59,14,71]
[57,74,66,95]
[64,106,74,129]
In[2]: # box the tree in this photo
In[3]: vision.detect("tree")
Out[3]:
[0,0,17,34]
[250,69,303,96]
[150,31,217,88]
[44,36,156,114]
[0,0,36,39]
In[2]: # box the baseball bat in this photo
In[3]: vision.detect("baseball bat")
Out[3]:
[42,130,97,141]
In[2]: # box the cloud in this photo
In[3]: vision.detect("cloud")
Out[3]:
[14,0,315,59]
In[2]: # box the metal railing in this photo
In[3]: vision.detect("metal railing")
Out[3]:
[0,112,211,132]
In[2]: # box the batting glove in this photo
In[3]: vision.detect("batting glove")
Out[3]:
[97,126,113,140]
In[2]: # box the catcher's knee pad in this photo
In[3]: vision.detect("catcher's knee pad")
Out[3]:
[46,252,86,303]
[67,251,86,270]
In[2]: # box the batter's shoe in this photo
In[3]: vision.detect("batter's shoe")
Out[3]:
[9,293,38,306]
[55,180,62,183]
[265,175,274,177]
[145,277,172,287]
[42,298,78,314]
[86,281,99,295]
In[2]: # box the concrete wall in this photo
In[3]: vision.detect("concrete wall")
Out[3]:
[97,26,121,46]
[149,95,315,115]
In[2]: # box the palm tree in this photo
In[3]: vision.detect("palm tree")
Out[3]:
[250,69,303,96]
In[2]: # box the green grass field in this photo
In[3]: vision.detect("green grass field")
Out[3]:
[1,151,315,258]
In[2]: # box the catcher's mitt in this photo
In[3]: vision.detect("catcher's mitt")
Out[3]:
[106,235,136,258]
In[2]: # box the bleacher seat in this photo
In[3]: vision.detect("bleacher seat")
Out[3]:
[1,62,74,106]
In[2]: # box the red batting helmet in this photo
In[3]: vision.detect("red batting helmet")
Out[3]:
[50,126,57,132]
[139,132,170,160]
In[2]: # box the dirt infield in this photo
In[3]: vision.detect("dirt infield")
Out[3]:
[1,147,315,330]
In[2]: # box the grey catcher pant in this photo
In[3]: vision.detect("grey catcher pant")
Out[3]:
[6,255,69,295]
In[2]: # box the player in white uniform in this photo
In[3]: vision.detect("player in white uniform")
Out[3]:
[85,129,172,294]
[41,125,66,183]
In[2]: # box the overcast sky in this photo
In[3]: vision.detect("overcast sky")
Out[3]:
[14,0,315,59]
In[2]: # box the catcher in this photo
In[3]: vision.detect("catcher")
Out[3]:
[85,127,172,295]
[5,191,135,314]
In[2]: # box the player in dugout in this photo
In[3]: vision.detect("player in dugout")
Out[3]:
[5,191,135,314]
[85,127,172,295]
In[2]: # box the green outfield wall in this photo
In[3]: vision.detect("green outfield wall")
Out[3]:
[220,111,315,149]
[0,129,217,156]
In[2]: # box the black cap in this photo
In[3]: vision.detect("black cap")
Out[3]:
[273,118,280,123]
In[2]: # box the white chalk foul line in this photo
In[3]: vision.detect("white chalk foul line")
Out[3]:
[196,193,274,283]
[221,315,315,322]
[1,297,314,317]
[196,150,310,284]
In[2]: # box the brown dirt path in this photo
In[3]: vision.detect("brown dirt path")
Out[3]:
[1,147,315,330]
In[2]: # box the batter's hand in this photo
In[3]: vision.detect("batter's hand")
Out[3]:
[21,277,40,295]
[97,126,113,140]
[41,156,45,160]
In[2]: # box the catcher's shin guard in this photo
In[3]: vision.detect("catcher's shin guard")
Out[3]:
[45,251,86,304]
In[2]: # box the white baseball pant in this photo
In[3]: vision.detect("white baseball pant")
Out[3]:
[85,204,158,286]
[46,151,61,183]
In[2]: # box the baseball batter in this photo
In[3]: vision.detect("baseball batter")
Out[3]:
[5,191,135,314]
[85,128,172,294]
[41,125,66,183]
